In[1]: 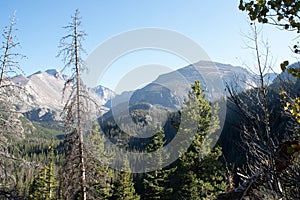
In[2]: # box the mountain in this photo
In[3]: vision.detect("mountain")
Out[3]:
[102,61,260,142]
[113,61,258,110]
[12,69,115,121]
[11,61,277,122]
[13,70,67,111]
[92,85,115,105]
[100,61,299,167]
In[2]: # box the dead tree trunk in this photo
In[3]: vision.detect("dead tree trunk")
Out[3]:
[58,9,87,200]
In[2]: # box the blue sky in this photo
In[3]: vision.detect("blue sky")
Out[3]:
[0,0,298,90]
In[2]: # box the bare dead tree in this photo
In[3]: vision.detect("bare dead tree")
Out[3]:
[0,13,32,198]
[0,13,25,86]
[57,9,97,200]
[0,13,25,134]
[225,23,297,199]
[0,13,40,200]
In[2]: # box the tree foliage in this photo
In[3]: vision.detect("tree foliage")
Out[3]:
[239,0,300,77]
[239,0,300,31]
[85,121,114,199]
[143,127,174,200]
[173,81,227,200]
[113,158,140,200]
[29,145,57,200]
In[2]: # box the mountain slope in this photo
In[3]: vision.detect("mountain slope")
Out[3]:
[124,61,257,109]
[12,69,115,121]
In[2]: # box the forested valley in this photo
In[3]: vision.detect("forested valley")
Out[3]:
[1,1,300,200]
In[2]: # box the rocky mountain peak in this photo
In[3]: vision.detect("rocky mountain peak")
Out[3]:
[11,69,115,122]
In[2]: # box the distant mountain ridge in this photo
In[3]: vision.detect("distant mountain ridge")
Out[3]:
[12,69,115,121]
[114,61,274,110]
[10,61,280,122]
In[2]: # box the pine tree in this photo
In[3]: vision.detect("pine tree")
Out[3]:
[85,121,114,199]
[113,158,140,200]
[95,166,114,199]
[143,127,174,199]
[29,145,57,200]
[173,81,226,200]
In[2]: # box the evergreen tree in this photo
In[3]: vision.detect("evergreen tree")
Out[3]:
[113,158,140,200]
[143,127,174,200]
[29,145,57,200]
[94,166,114,199]
[85,121,114,199]
[173,81,226,200]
